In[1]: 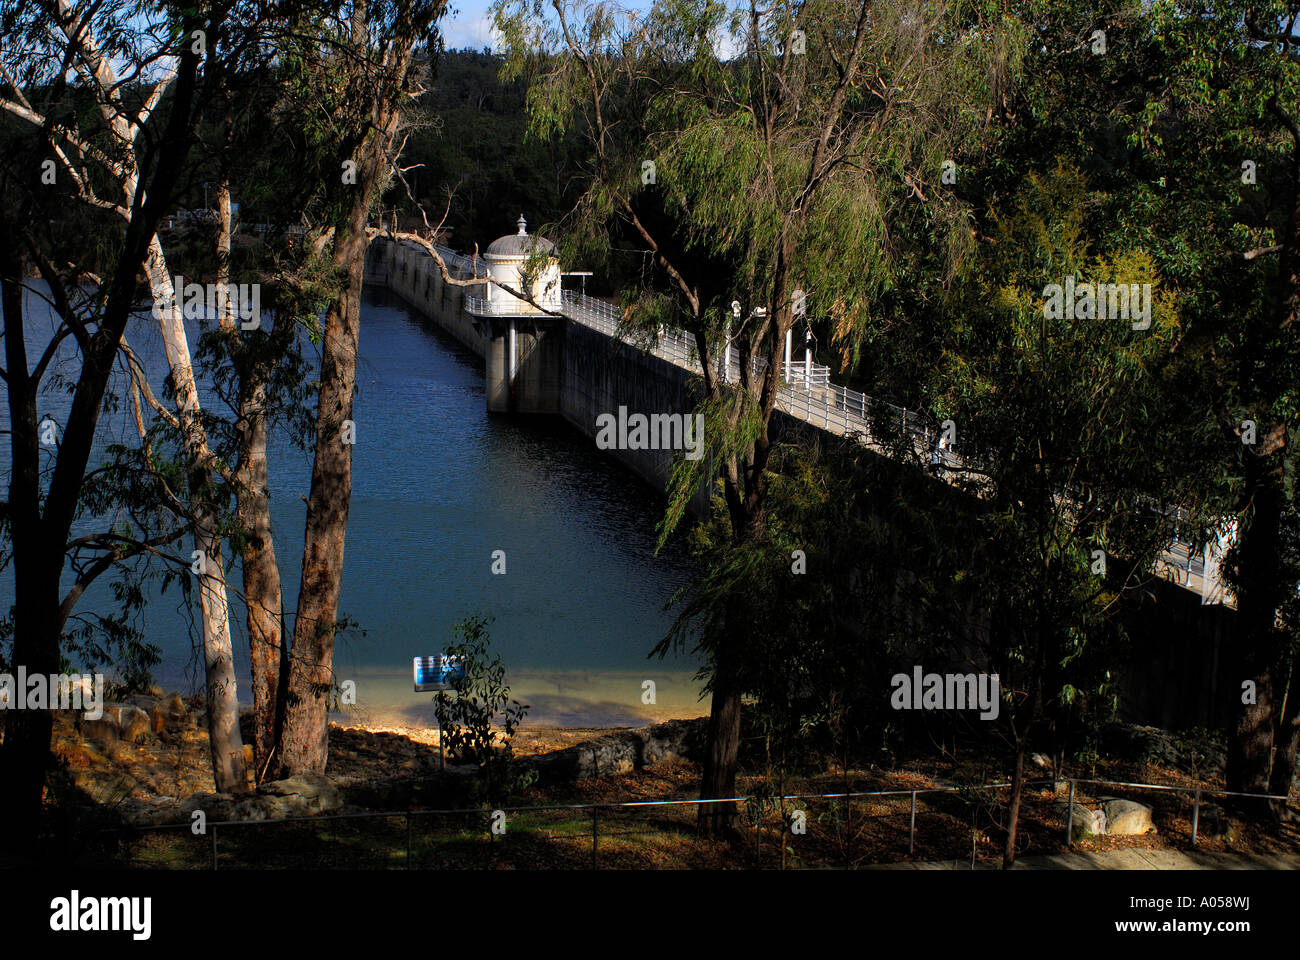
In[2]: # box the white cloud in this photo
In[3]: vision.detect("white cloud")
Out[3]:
[442,2,499,51]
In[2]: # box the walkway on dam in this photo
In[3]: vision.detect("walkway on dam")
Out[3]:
[407,239,1220,602]
[551,284,1217,602]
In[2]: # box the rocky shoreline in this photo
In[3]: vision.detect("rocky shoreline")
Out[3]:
[43,689,706,827]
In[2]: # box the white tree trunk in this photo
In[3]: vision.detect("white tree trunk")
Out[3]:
[6,0,248,793]
[144,237,248,793]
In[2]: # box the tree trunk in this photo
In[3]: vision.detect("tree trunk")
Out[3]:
[1225,450,1284,798]
[276,195,370,776]
[1268,658,1300,817]
[698,680,743,837]
[0,269,63,842]
[145,235,248,793]
[212,176,286,778]
[698,628,743,837]
[0,567,62,845]
[1002,743,1025,869]
[238,377,284,774]
[1230,111,1298,799]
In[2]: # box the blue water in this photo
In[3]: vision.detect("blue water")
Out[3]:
[1,282,704,727]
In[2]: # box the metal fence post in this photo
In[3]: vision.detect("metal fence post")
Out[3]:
[909,791,917,856]
[211,824,218,871]
[1065,780,1075,846]
[591,810,598,870]
[1191,788,1201,846]
[406,812,412,869]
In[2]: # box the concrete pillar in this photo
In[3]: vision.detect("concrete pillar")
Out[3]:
[724,323,731,382]
[483,313,564,415]
[509,318,517,397]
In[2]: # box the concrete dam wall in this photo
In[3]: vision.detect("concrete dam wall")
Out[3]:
[369,237,1239,735]
[372,238,712,516]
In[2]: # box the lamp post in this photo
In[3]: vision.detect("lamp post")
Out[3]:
[726,301,741,382]
[804,326,813,391]
[725,301,768,383]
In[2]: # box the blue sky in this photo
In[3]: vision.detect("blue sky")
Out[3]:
[439,0,661,52]
[441,1,498,50]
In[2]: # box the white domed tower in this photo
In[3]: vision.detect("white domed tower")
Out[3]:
[480,215,561,314]
[467,215,565,415]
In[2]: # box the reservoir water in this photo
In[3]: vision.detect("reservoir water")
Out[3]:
[2,283,705,730]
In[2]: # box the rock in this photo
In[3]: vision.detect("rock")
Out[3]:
[79,714,119,744]
[1076,806,1106,837]
[100,703,151,743]
[247,774,344,818]
[524,718,705,785]
[1057,799,1106,838]
[1104,799,1155,836]
[186,793,238,823]
[126,695,169,734]
[123,774,347,827]
[165,694,189,729]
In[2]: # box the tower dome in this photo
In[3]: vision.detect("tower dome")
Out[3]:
[485,215,556,259]
[478,214,561,313]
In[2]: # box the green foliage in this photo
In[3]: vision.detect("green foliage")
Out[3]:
[658,440,908,764]
[397,49,587,253]
[434,615,532,804]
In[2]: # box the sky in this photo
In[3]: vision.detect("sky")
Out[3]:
[439,0,662,52]
[441,1,498,50]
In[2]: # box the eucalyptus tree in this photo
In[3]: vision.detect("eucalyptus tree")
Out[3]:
[274,0,451,777]
[0,1,219,832]
[180,12,332,777]
[991,0,1300,805]
[930,159,1217,866]
[1156,0,1300,804]
[0,0,308,793]
[493,0,1018,833]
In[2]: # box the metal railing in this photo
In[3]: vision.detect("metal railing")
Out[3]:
[558,289,966,458]
[96,773,1298,870]
[554,288,1223,597]
[387,244,1222,600]
[430,244,485,279]
[464,294,564,316]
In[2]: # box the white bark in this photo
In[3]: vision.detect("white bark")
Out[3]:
[3,7,248,791]
[145,238,247,791]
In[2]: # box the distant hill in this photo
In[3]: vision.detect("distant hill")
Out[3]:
[401,49,588,254]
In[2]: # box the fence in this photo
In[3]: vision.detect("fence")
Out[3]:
[394,246,1218,598]
[431,244,485,279]
[94,775,1296,870]
[558,290,928,446]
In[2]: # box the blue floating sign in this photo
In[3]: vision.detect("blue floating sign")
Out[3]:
[413,654,465,693]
